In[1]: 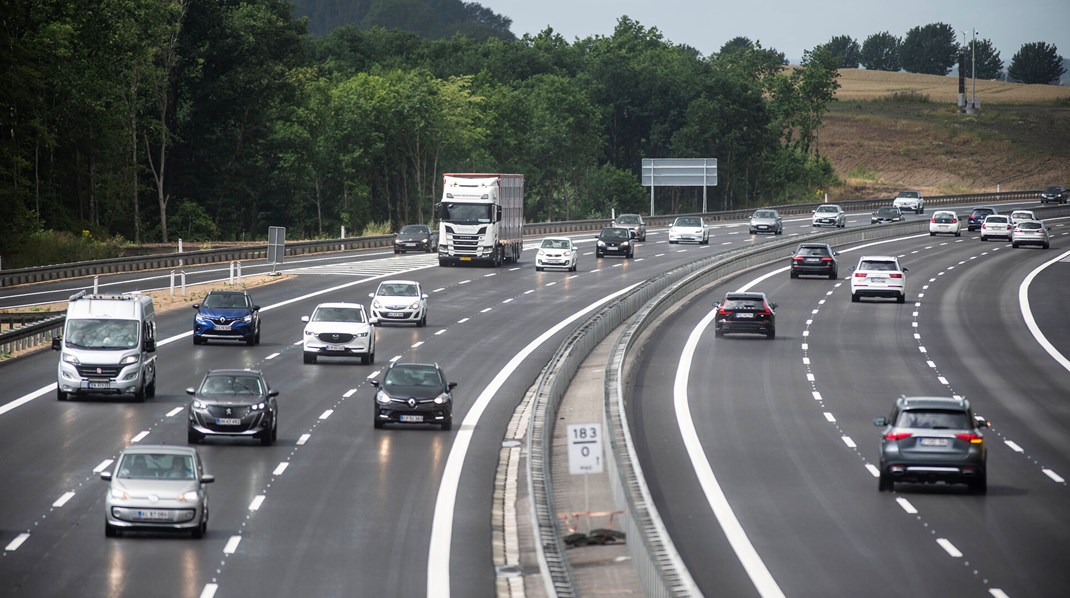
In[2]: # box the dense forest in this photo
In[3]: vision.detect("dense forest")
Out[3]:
[1,0,842,268]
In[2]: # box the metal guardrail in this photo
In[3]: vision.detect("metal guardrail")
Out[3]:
[1,191,1042,288]
[0,313,65,358]
[528,201,1070,596]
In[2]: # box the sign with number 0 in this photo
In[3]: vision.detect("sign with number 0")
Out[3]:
[567,423,604,474]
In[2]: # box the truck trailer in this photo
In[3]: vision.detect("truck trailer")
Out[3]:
[436,173,524,267]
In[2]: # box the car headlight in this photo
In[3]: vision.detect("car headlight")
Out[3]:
[372,300,382,309]
[120,354,139,365]
[433,394,450,405]
[376,391,391,405]
[420,238,428,244]
[251,401,266,411]
[355,331,368,338]
[63,353,81,365]
[193,400,207,409]
[408,301,422,310]
[620,241,630,247]
[178,490,200,503]
[597,241,606,247]
[110,487,129,500]
[304,328,315,336]
[195,314,208,322]
[242,314,254,322]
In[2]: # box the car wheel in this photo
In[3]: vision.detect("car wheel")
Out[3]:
[596,251,603,258]
[929,232,935,236]
[776,229,782,236]
[1012,242,1019,248]
[714,329,724,338]
[969,475,987,495]
[749,229,755,235]
[193,336,204,345]
[955,231,961,237]
[851,293,860,303]
[134,380,146,402]
[441,416,452,431]
[188,427,201,444]
[374,417,384,429]
[878,473,893,492]
[368,350,375,364]
[303,352,316,364]
[255,327,261,345]
[535,266,542,271]
[272,418,279,442]
[829,269,838,280]
[260,425,274,446]
[570,263,577,272]
[897,294,906,304]
[105,519,119,538]
[766,328,776,340]
[191,516,207,539]
[57,388,68,401]
[418,313,427,327]
[246,333,256,346]
[790,270,798,279]
[1043,242,1050,249]
[360,353,369,365]
[146,377,156,398]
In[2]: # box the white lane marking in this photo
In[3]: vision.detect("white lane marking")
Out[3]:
[919,346,927,353]
[524,290,535,294]
[938,377,949,385]
[503,298,514,304]
[1020,249,1070,374]
[480,308,492,313]
[484,273,496,278]
[806,373,815,382]
[53,492,75,508]
[319,410,333,420]
[841,436,856,448]
[936,538,963,558]
[823,412,836,422]
[896,497,918,514]
[812,391,822,402]
[390,355,402,362]
[435,330,446,335]
[368,370,381,378]
[927,361,936,368]
[292,340,303,346]
[1004,440,1024,453]
[93,459,114,473]
[249,495,266,511]
[343,389,356,398]
[223,535,242,554]
[166,407,184,417]
[272,462,289,476]
[865,464,881,477]
[297,434,310,446]
[458,318,470,323]
[1043,469,1064,483]
[989,590,1011,598]
[433,288,445,293]
[427,281,644,598]
[801,343,808,350]
[672,305,786,598]
[131,431,150,443]
[458,280,471,285]
[412,341,424,348]
[266,352,280,360]
[5,533,30,552]
[802,357,810,365]
[200,584,219,598]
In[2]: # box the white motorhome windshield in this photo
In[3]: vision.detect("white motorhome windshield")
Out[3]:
[440,203,492,224]
[65,319,140,350]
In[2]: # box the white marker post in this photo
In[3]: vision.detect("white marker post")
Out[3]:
[567,423,604,533]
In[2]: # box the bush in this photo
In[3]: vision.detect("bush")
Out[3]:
[5,230,128,269]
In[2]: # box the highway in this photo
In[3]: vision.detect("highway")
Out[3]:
[1,204,1062,596]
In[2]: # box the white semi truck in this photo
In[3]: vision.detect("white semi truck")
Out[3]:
[436,173,524,267]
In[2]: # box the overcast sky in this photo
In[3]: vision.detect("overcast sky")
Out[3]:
[476,0,1070,65]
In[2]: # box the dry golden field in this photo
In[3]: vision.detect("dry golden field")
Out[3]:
[819,69,1070,199]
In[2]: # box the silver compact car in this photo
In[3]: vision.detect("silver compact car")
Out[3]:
[102,444,214,538]
[748,209,783,235]
[874,396,988,493]
[369,280,428,327]
[612,213,646,241]
[187,369,279,445]
[811,204,846,228]
[535,237,579,271]
[1011,220,1051,249]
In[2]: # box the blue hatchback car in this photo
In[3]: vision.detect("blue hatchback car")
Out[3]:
[193,291,261,346]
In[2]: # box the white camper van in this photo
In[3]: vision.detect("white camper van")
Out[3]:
[52,291,157,401]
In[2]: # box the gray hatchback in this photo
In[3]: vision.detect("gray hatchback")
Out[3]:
[873,396,988,493]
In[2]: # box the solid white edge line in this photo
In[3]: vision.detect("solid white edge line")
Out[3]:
[427,282,643,598]
[4,533,30,552]
[936,538,963,558]
[1019,248,1070,374]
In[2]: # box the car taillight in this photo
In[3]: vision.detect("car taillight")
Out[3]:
[792,256,805,261]
[981,223,987,229]
[718,308,731,316]
[955,433,984,444]
[820,257,832,262]
[930,217,937,223]
[951,218,958,223]
[854,272,867,278]
[884,432,912,441]
[890,273,903,278]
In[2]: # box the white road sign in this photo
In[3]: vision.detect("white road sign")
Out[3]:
[567,423,604,474]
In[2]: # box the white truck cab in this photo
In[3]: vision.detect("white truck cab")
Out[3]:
[52,291,157,401]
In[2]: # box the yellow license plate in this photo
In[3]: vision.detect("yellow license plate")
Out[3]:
[460,257,472,261]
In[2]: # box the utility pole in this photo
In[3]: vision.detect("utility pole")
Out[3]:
[971,29,978,112]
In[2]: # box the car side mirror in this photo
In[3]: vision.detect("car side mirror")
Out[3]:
[369,317,379,325]
[301,316,310,323]
[974,415,989,428]
[422,294,428,299]
[192,304,200,309]
[254,305,261,311]
[52,337,62,351]
[144,339,156,352]
[369,380,380,387]
[201,475,215,484]
[447,382,458,391]
[769,303,778,310]
[873,417,887,427]
[100,471,113,482]
[368,293,374,298]
[186,387,196,395]
[902,267,909,272]
[268,390,279,398]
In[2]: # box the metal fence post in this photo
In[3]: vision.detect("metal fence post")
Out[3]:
[180,270,187,296]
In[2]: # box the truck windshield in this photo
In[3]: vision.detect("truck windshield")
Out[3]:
[64,319,140,350]
[439,203,493,224]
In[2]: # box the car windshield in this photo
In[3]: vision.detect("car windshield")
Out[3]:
[933,213,956,223]
[203,293,251,308]
[816,206,839,213]
[540,239,571,249]
[752,211,776,219]
[384,366,443,388]
[616,215,639,224]
[1044,186,1063,193]
[118,453,195,480]
[797,246,830,257]
[972,209,994,217]
[63,319,139,350]
[858,260,899,271]
[400,225,429,234]
[723,298,766,310]
[896,409,970,430]
[200,374,264,395]
[600,229,629,241]
[377,283,418,297]
[311,307,365,323]
[897,192,919,198]
[877,208,898,215]
[674,217,701,227]
[1017,222,1042,230]
[986,216,1008,223]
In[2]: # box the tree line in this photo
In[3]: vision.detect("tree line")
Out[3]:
[815,23,1066,83]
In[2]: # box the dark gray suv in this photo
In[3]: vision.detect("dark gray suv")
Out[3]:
[873,396,988,494]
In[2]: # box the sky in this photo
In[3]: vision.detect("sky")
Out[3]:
[475,0,1070,66]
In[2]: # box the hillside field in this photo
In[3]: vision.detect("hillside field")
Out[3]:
[819,69,1070,199]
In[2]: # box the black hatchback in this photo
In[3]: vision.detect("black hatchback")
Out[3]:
[370,362,456,430]
[790,243,839,279]
[714,292,777,339]
[595,227,635,258]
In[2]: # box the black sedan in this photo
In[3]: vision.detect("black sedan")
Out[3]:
[874,396,988,493]
[870,206,903,224]
[790,243,839,279]
[371,362,456,430]
[394,224,439,253]
[595,227,635,258]
[714,292,777,339]
[186,369,279,445]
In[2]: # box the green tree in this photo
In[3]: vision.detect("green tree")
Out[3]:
[860,32,901,71]
[900,23,958,75]
[1008,42,1066,84]
[820,35,861,68]
[962,38,1003,80]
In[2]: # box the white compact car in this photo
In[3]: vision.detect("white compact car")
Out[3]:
[812,204,846,228]
[1009,210,1036,226]
[535,237,579,271]
[928,210,962,236]
[892,191,925,214]
[668,216,709,244]
[369,280,428,327]
[980,214,1013,241]
[302,302,376,364]
[851,255,908,303]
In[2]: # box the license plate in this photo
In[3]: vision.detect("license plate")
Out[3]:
[806,258,819,263]
[460,257,472,261]
[736,312,755,319]
[400,415,423,423]
[326,344,345,351]
[215,324,231,331]
[136,510,171,521]
[88,381,111,389]
[869,277,886,283]
[919,438,949,447]
[388,312,405,318]
[216,418,242,426]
